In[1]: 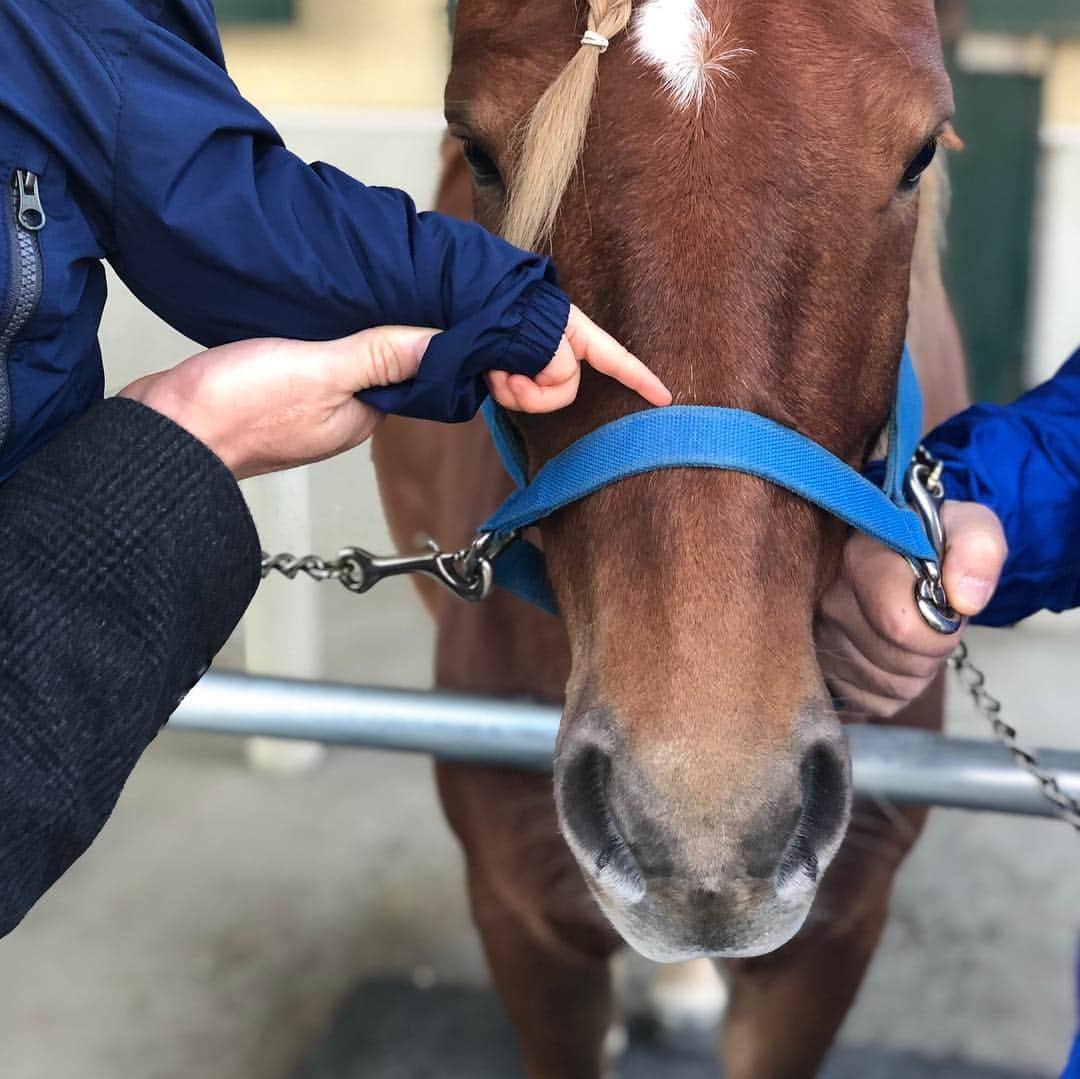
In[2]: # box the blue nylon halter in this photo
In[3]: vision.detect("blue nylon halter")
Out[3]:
[480,346,934,616]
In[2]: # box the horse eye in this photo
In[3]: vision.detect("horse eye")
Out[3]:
[461,139,503,187]
[899,138,938,192]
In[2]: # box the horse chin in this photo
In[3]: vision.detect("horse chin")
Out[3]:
[584,869,822,962]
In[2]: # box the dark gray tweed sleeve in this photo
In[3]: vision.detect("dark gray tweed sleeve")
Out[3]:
[0,397,261,937]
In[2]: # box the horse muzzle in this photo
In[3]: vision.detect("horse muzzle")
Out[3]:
[553,703,852,961]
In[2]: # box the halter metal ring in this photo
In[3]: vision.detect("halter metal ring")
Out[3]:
[913,563,962,635]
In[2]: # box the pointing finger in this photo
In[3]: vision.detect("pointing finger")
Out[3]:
[565,306,672,407]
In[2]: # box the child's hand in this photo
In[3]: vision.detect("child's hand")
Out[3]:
[488,305,672,413]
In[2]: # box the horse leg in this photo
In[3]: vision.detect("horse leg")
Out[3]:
[436,761,621,1079]
[720,676,944,1079]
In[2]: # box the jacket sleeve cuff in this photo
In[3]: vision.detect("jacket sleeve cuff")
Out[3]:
[495,279,572,379]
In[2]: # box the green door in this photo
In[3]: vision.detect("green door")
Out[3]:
[214,0,294,23]
[940,0,1080,402]
[964,0,1080,36]
[943,60,1042,403]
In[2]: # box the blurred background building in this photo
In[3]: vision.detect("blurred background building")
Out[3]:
[2,3,1079,1078]
[937,0,1080,400]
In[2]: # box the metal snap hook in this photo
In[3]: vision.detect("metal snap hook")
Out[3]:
[260,529,519,604]
[904,447,962,635]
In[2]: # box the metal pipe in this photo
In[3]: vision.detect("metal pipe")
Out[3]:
[845,725,1080,819]
[173,671,557,769]
[172,671,1080,820]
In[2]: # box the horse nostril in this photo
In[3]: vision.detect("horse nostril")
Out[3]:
[557,740,645,904]
[776,741,850,888]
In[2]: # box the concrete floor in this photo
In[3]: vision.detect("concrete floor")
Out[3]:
[291,980,1050,1078]
[2,597,1078,1078]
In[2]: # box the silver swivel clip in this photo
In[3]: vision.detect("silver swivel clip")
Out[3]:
[261,530,518,603]
[904,446,962,635]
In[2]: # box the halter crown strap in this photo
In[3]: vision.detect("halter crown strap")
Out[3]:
[481,347,932,615]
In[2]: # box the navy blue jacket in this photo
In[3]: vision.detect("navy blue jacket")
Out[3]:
[925,346,1080,627]
[0,0,569,481]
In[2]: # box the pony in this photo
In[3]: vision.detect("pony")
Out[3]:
[374,1,968,1074]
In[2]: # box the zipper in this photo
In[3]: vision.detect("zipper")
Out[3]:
[0,170,46,454]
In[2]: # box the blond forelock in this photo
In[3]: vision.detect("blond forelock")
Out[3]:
[501,0,634,251]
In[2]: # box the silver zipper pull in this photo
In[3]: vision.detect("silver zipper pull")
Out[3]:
[15,171,45,232]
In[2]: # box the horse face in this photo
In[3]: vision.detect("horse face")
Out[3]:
[448,0,952,959]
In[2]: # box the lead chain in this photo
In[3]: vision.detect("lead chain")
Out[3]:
[261,550,369,592]
[950,641,1080,831]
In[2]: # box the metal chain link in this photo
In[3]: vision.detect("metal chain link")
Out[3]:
[950,641,1080,831]
[261,549,372,592]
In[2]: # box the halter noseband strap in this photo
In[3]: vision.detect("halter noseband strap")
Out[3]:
[478,346,942,619]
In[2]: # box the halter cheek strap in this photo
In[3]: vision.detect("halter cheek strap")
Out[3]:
[479,347,936,617]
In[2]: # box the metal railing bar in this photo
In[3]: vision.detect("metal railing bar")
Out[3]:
[171,671,1080,820]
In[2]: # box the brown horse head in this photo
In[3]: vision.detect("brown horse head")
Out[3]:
[447,0,953,959]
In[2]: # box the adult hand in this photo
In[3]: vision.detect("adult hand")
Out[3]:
[488,304,672,412]
[119,327,438,480]
[816,501,1007,717]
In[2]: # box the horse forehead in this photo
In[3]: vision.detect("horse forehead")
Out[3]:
[631,0,944,113]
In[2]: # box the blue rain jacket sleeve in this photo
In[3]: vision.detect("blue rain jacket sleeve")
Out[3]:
[923,347,1080,627]
[69,1,568,422]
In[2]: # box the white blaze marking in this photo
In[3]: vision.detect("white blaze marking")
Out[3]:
[632,0,752,111]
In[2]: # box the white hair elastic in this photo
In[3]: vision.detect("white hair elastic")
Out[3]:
[581,30,610,52]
